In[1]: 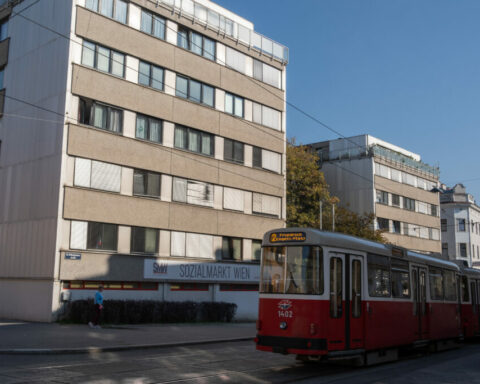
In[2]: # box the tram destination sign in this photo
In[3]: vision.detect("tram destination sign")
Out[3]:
[269,232,306,243]
[144,259,260,283]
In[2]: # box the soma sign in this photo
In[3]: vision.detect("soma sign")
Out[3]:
[269,232,306,243]
[144,259,260,283]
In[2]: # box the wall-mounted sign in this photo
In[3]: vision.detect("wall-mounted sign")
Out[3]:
[65,252,81,260]
[269,232,306,243]
[144,259,260,283]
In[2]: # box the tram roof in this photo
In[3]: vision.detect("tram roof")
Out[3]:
[263,228,459,271]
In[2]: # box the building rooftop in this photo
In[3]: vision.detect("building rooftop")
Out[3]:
[156,0,289,63]
[310,134,439,179]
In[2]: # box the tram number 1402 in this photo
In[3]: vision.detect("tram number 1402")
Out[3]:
[278,310,293,318]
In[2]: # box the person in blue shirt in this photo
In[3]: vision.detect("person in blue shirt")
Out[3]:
[89,286,104,329]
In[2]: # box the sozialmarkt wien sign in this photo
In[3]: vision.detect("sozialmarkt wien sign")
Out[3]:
[144,259,260,283]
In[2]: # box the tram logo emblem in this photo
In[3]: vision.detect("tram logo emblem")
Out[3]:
[278,300,292,310]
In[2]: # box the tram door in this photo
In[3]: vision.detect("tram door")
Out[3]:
[412,266,429,340]
[328,252,364,351]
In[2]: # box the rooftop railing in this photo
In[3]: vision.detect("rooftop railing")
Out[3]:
[371,145,439,178]
[155,0,289,64]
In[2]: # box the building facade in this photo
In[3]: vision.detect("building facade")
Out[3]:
[439,184,480,269]
[0,0,288,321]
[309,135,441,254]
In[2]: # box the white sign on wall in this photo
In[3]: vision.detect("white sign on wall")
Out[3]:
[144,259,260,283]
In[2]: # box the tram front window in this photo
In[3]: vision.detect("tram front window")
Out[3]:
[260,246,323,294]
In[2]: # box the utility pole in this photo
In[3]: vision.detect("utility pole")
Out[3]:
[319,200,323,230]
[332,203,335,232]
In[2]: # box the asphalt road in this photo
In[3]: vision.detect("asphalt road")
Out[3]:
[1,341,480,383]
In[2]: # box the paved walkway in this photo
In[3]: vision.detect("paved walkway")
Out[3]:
[0,321,256,354]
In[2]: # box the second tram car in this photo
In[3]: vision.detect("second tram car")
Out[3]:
[255,228,480,364]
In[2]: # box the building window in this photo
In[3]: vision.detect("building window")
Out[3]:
[252,102,282,131]
[64,281,158,290]
[225,93,244,118]
[252,240,262,262]
[131,226,159,254]
[430,205,438,217]
[79,98,123,133]
[377,218,389,231]
[442,242,448,257]
[441,219,447,232]
[222,237,242,260]
[0,19,7,41]
[459,243,467,257]
[458,219,466,232]
[136,114,162,143]
[253,59,281,89]
[252,193,281,217]
[391,194,400,208]
[85,0,128,23]
[172,177,213,207]
[174,125,214,156]
[74,158,121,192]
[138,61,164,91]
[140,9,165,40]
[175,75,214,107]
[392,220,401,234]
[224,138,244,164]
[133,169,161,198]
[403,197,415,211]
[253,146,262,168]
[170,283,209,291]
[87,222,118,251]
[82,40,125,78]
[177,26,215,60]
[376,190,388,205]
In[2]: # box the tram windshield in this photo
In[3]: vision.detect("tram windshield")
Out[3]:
[260,246,323,294]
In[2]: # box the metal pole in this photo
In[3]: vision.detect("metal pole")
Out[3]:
[319,200,323,230]
[332,204,335,232]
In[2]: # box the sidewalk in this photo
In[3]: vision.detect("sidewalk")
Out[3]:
[0,321,256,354]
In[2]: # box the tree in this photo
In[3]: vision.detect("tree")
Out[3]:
[286,139,385,243]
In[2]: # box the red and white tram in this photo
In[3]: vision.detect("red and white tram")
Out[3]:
[255,228,479,364]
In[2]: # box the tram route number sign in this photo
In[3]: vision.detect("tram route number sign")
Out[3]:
[270,232,306,243]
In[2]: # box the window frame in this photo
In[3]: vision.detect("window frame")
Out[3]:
[79,98,123,134]
[175,75,215,107]
[130,226,159,254]
[82,40,125,78]
[223,138,244,165]
[177,26,216,61]
[138,61,165,91]
[133,169,161,198]
[86,221,118,251]
[135,114,163,144]
[221,236,243,261]
[225,92,244,118]
[140,8,166,40]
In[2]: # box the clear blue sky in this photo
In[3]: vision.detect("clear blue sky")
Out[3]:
[216,0,480,198]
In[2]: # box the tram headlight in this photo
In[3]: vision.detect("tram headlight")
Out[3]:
[279,321,288,330]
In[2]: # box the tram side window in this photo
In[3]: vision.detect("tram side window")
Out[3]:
[429,268,444,300]
[443,270,457,301]
[285,246,323,295]
[461,276,470,303]
[391,259,410,298]
[367,254,391,297]
[330,257,343,318]
[260,246,285,293]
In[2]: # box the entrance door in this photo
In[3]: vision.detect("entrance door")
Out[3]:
[412,266,429,340]
[328,252,364,351]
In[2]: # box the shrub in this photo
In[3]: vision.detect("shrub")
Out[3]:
[61,300,237,324]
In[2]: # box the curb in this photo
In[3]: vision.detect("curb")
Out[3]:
[0,336,254,355]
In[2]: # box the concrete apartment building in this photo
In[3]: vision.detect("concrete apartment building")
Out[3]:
[438,184,480,269]
[0,0,288,321]
[310,135,441,254]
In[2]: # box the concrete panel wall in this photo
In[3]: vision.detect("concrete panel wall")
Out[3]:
[375,175,440,205]
[383,233,441,253]
[67,124,284,196]
[0,0,74,320]
[0,279,54,322]
[75,7,285,111]
[216,289,258,320]
[63,187,283,238]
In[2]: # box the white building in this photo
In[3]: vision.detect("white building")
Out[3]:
[0,0,288,321]
[439,184,480,268]
[309,134,441,254]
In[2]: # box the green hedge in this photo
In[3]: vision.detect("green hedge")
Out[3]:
[61,299,237,324]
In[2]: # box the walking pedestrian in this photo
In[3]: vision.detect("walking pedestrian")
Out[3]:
[88,285,104,329]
